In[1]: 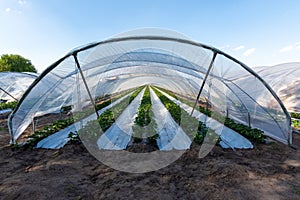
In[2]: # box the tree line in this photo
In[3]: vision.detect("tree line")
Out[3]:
[0,54,37,73]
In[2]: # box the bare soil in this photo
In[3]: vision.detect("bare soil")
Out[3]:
[1,118,300,200]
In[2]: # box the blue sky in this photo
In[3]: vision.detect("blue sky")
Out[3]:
[1,0,299,72]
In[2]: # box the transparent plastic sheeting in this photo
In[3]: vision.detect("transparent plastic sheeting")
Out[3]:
[253,62,300,113]
[8,29,292,145]
[0,72,38,102]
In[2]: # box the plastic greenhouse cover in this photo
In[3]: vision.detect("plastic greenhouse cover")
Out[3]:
[8,29,292,145]
[253,62,300,113]
[0,72,38,102]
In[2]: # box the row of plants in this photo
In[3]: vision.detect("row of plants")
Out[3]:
[291,112,300,129]
[291,112,300,119]
[132,86,158,145]
[0,101,18,110]
[152,87,181,124]
[135,87,152,126]
[224,118,266,143]
[26,118,75,147]
[292,119,300,129]
[23,93,126,147]
[78,87,145,144]
[152,86,218,145]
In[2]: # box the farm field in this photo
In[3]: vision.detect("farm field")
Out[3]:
[0,86,300,199]
[0,118,300,199]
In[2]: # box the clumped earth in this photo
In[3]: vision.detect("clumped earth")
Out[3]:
[1,118,300,200]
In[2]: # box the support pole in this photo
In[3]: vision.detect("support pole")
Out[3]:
[32,118,36,134]
[0,87,18,102]
[226,108,229,118]
[247,112,251,128]
[73,53,99,118]
[191,52,217,116]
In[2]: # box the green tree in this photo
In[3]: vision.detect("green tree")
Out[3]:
[0,54,37,73]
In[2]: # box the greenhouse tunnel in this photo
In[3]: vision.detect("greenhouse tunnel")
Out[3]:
[0,72,38,117]
[0,72,38,102]
[8,29,292,148]
[254,62,300,113]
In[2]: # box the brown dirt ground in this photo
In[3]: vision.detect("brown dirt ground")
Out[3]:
[1,118,300,200]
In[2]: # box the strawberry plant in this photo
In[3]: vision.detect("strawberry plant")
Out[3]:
[224,118,266,143]
[135,87,152,126]
[291,112,300,119]
[98,110,115,132]
[292,119,300,128]
[0,101,17,110]
[67,131,81,144]
[26,118,75,147]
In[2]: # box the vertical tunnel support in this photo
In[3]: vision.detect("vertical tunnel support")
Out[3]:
[73,53,100,119]
[191,52,217,116]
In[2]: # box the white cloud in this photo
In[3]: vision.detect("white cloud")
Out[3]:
[279,43,300,52]
[233,45,245,51]
[280,45,294,52]
[219,44,230,50]
[243,48,256,57]
[18,0,27,5]
[5,8,11,12]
